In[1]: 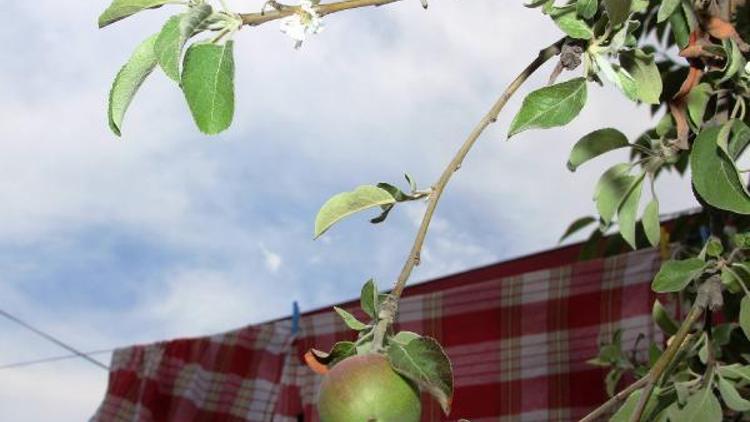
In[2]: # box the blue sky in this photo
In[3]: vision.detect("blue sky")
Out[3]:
[0,1,699,420]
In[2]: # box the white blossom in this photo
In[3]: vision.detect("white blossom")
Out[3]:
[279,0,324,49]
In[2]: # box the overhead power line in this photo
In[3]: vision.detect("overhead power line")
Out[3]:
[0,308,109,370]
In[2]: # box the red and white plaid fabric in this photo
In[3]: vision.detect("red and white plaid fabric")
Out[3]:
[92,322,295,421]
[93,247,664,421]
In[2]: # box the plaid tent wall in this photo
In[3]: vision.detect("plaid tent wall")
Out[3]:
[93,247,665,421]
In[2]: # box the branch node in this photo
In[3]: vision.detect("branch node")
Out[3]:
[261,0,287,15]
[548,41,583,85]
[696,276,724,311]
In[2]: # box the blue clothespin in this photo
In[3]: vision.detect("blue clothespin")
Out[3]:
[699,225,710,243]
[291,301,300,336]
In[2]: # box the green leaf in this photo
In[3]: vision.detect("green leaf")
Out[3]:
[657,0,681,23]
[648,343,662,366]
[594,54,620,85]
[391,331,422,346]
[611,388,660,422]
[309,341,356,367]
[605,369,624,397]
[719,40,746,83]
[99,0,173,28]
[617,69,638,101]
[585,356,609,367]
[559,216,597,243]
[107,34,159,137]
[155,17,182,81]
[719,364,750,383]
[525,0,552,7]
[314,185,397,238]
[721,266,742,294]
[360,279,379,319]
[685,83,711,128]
[576,0,598,18]
[553,9,595,39]
[655,112,674,137]
[671,387,722,422]
[669,10,690,48]
[594,163,635,226]
[355,332,374,354]
[567,128,629,171]
[593,54,637,101]
[333,306,368,331]
[704,236,724,257]
[405,173,417,192]
[181,41,235,135]
[734,232,750,248]
[155,5,213,82]
[674,384,690,406]
[619,49,663,104]
[617,174,644,249]
[691,127,750,214]
[609,24,629,52]
[714,323,736,346]
[369,204,395,224]
[741,296,750,341]
[727,119,750,159]
[604,0,632,26]
[652,299,678,336]
[387,337,453,415]
[376,182,416,202]
[643,198,661,247]
[631,0,648,13]
[681,0,698,30]
[507,78,588,138]
[718,376,750,411]
[651,258,706,293]
[698,334,709,364]
[651,299,679,342]
[715,121,750,199]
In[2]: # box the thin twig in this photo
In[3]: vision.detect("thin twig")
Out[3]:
[578,304,703,421]
[370,38,565,350]
[628,304,704,421]
[579,376,649,422]
[240,0,403,27]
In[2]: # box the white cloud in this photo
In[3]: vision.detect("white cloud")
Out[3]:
[260,243,284,274]
[0,360,109,422]
[133,268,292,337]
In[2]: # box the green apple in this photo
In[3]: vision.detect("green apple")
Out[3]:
[317,353,421,422]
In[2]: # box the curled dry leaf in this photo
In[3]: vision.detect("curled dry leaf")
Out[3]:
[679,39,726,61]
[706,16,750,51]
[669,102,691,150]
[304,350,330,375]
[669,52,704,149]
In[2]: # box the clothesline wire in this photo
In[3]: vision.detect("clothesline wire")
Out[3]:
[0,301,302,371]
[0,308,109,370]
[0,349,114,370]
